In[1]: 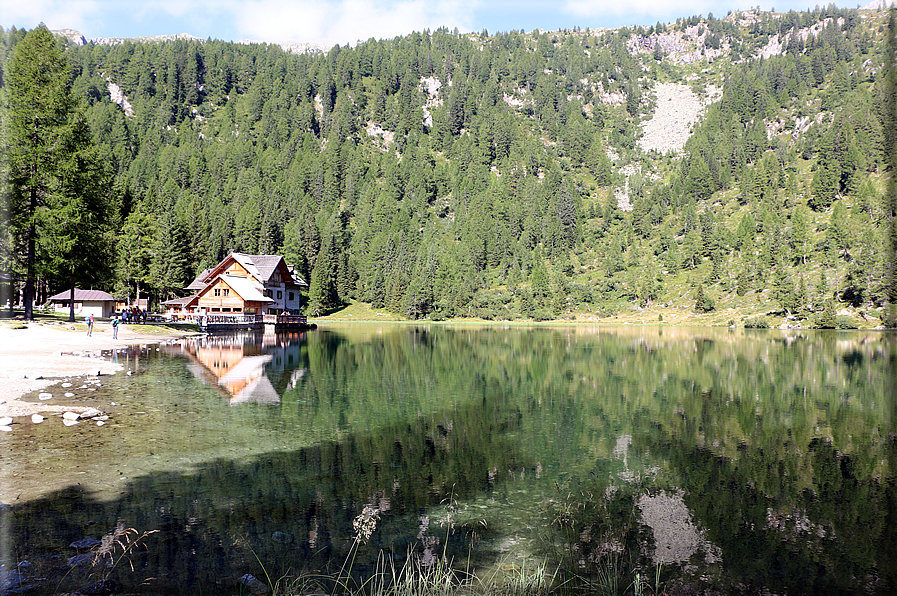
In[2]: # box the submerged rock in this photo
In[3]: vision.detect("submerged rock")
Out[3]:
[70,538,101,549]
[239,573,269,594]
[67,553,93,567]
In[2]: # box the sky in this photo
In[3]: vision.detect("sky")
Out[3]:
[0,0,856,48]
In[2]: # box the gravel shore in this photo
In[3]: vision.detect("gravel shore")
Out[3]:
[0,320,193,418]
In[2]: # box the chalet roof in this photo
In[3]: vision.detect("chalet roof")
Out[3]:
[186,269,212,291]
[220,274,273,303]
[48,289,115,302]
[245,254,282,281]
[162,295,197,306]
[233,253,309,288]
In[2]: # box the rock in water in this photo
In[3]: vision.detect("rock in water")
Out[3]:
[38,393,52,400]
[70,538,102,549]
[239,573,270,594]
[31,414,44,423]
[0,426,11,433]
[0,416,12,426]
[79,408,104,419]
[67,553,93,567]
[62,412,80,420]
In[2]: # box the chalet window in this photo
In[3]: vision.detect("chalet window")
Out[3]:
[234,307,242,312]
[223,288,230,297]
[222,307,231,312]
[277,291,282,299]
[211,307,221,312]
[214,288,221,297]
[289,292,294,301]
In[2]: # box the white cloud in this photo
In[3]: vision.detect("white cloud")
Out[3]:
[563,0,715,22]
[231,0,479,46]
[0,0,100,33]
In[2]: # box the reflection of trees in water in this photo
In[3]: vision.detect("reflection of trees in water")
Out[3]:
[7,325,895,594]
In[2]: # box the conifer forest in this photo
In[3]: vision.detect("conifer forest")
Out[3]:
[2,5,897,325]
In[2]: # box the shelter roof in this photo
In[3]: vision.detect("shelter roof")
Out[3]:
[48,289,115,302]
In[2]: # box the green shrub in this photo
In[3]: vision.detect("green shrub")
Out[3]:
[834,315,858,329]
[743,316,770,329]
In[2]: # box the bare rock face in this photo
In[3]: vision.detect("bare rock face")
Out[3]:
[638,83,721,155]
[52,29,88,45]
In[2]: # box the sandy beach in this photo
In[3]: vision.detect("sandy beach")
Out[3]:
[0,319,196,418]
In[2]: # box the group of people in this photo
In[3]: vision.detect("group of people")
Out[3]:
[120,307,147,324]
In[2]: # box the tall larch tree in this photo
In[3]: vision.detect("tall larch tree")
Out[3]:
[6,25,108,320]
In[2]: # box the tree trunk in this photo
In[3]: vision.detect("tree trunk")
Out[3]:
[68,277,76,323]
[24,219,36,321]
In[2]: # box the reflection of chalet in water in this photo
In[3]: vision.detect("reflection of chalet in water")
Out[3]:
[163,253,308,318]
[165,332,307,405]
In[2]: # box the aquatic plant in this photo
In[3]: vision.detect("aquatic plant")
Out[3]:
[89,521,159,581]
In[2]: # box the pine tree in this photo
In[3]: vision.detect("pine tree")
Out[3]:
[694,282,714,312]
[810,132,839,210]
[6,25,110,320]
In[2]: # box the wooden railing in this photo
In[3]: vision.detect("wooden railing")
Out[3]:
[193,313,308,327]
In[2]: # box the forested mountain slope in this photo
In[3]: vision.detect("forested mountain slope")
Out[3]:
[2,5,895,326]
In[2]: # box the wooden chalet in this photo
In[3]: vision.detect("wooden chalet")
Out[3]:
[163,253,309,327]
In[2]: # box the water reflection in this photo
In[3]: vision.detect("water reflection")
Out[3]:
[0,325,894,595]
[164,331,308,404]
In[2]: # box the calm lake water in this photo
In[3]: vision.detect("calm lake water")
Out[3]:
[1,324,895,595]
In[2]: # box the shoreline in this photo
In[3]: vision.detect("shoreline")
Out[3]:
[0,320,198,418]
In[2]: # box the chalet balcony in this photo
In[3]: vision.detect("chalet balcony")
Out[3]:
[198,313,309,330]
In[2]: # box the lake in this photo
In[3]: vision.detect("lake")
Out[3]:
[1,324,894,595]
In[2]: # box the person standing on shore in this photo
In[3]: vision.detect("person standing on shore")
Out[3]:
[86,313,94,336]
[112,315,119,339]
